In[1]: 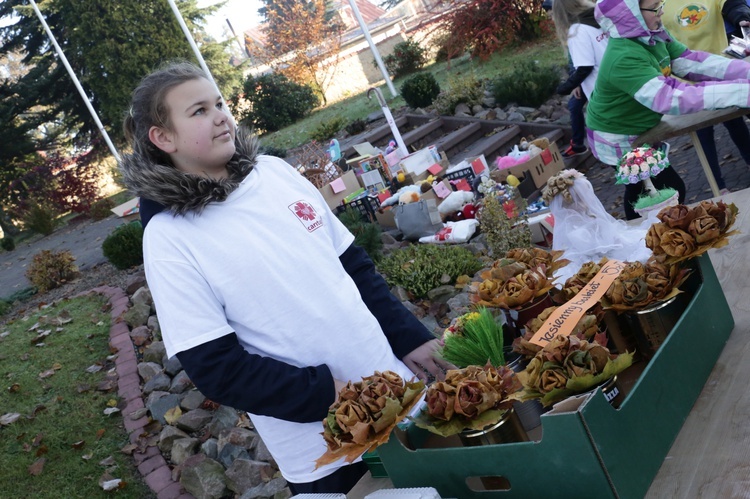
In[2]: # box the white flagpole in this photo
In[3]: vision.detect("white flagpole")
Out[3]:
[165,0,223,99]
[28,0,120,161]
[348,0,398,98]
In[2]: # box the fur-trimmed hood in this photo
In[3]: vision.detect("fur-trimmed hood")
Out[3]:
[119,128,259,216]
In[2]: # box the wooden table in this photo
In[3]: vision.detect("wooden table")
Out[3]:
[634,107,749,197]
[350,188,749,497]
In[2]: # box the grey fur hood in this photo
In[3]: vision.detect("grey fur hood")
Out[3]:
[119,128,259,216]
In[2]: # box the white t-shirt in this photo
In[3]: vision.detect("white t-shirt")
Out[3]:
[143,155,414,483]
[567,23,609,99]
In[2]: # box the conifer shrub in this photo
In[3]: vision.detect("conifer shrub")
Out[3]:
[1,237,15,251]
[381,39,427,79]
[240,73,319,133]
[432,73,484,116]
[378,244,482,298]
[400,73,441,109]
[491,61,563,108]
[25,249,80,293]
[337,207,383,262]
[102,221,144,270]
[88,197,115,221]
[310,116,346,142]
[23,202,60,236]
[478,195,531,257]
[345,118,368,136]
[259,144,288,158]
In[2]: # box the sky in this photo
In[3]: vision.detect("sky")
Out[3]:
[199,0,265,41]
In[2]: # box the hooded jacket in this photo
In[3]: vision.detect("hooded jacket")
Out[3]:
[585,0,750,165]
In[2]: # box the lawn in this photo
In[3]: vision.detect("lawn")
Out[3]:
[259,33,562,151]
[0,294,154,498]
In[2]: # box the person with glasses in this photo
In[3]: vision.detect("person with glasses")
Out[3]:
[662,0,750,195]
[585,0,750,219]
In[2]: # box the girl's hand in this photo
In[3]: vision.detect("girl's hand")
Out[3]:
[402,339,455,382]
[572,86,583,99]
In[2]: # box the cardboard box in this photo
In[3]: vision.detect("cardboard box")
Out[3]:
[374,206,397,228]
[400,146,440,177]
[318,170,361,209]
[377,254,733,498]
[495,143,564,190]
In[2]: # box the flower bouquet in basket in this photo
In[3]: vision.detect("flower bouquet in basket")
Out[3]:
[440,307,507,368]
[411,364,522,437]
[511,306,606,359]
[469,247,569,310]
[516,335,633,407]
[616,145,679,216]
[599,258,693,312]
[646,201,739,265]
[315,371,425,468]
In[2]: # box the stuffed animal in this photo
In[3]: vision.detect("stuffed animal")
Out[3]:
[398,190,421,205]
[438,190,475,220]
[530,137,550,150]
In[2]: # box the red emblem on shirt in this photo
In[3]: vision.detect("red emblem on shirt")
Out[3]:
[289,200,323,232]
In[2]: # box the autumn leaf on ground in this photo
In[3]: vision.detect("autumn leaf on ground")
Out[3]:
[99,456,116,467]
[9,383,20,393]
[35,445,48,457]
[52,363,62,370]
[120,443,137,455]
[71,440,86,450]
[27,322,40,332]
[28,458,46,476]
[0,413,21,426]
[76,384,91,393]
[32,433,44,447]
[96,429,106,440]
[31,405,47,417]
[38,369,55,379]
[164,406,182,425]
[103,407,120,416]
[106,399,118,408]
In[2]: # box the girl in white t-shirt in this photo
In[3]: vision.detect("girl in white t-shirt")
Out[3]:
[119,62,452,495]
[552,0,609,156]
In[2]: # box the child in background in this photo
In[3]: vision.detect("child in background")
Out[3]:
[585,0,750,219]
[662,0,750,195]
[552,0,609,157]
[119,62,451,495]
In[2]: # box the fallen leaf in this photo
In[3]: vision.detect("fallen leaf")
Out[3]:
[100,479,122,491]
[0,413,21,425]
[103,407,120,416]
[28,458,46,476]
[76,384,91,393]
[27,322,40,332]
[82,453,93,460]
[119,444,137,455]
[106,399,118,408]
[38,369,55,379]
[32,433,44,447]
[99,456,116,467]
[85,364,103,374]
[95,429,106,440]
[163,406,182,425]
[35,343,45,348]
[31,405,47,417]
[52,363,62,370]
[35,445,48,457]
[71,440,86,450]
[20,353,29,361]
[8,383,20,393]
[96,380,116,392]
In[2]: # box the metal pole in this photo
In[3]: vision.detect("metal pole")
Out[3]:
[165,0,223,98]
[347,0,398,98]
[28,0,120,162]
[368,87,408,158]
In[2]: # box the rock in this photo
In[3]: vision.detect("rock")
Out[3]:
[125,275,147,295]
[381,232,397,245]
[418,314,440,336]
[494,108,508,120]
[176,408,214,433]
[129,325,151,346]
[253,438,275,465]
[142,341,166,363]
[129,407,149,420]
[427,284,458,303]
[163,355,182,377]
[137,361,163,382]
[201,438,219,460]
[551,109,570,124]
[181,389,207,411]
[147,315,161,337]
[171,437,200,465]
[401,300,425,319]
[208,405,240,437]
[158,425,190,453]
[217,443,251,469]
[239,476,289,499]
[123,302,150,328]
[131,287,153,311]
[506,111,526,122]
[475,109,497,120]
[471,104,485,115]
[143,372,171,395]
[482,97,496,108]
[454,103,471,115]
[169,370,193,394]
[517,106,536,115]
[172,453,205,482]
[391,286,410,302]
[180,457,228,499]
[454,111,472,118]
[225,458,276,494]
[146,390,170,407]
[538,104,554,118]
[446,292,472,316]
[218,427,258,451]
[148,393,182,424]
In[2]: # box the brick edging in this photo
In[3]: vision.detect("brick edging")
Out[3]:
[80,286,193,499]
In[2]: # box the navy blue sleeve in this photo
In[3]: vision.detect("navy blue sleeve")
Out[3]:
[176,333,335,423]
[724,0,750,31]
[338,243,434,358]
[138,197,166,230]
[556,66,594,95]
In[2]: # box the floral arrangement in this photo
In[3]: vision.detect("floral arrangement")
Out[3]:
[561,258,608,300]
[541,169,583,205]
[411,364,522,437]
[469,247,569,310]
[646,201,739,264]
[516,335,633,407]
[315,371,425,468]
[512,306,606,359]
[441,307,506,368]
[615,146,669,185]
[600,258,691,312]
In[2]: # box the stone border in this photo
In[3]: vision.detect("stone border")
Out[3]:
[87,286,192,499]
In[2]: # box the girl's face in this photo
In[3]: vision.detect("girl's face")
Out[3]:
[640,0,665,30]
[149,77,236,179]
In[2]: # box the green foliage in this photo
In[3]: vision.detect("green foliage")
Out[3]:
[491,60,563,108]
[102,221,144,270]
[240,72,320,133]
[479,195,531,257]
[88,197,115,221]
[337,207,383,262]
[25,249,80,293]
[0,299,9,316]
[345,118,368,136]
[259,144,288,158]
[22,203,60,236]
[1,236,15,251]
[432,73,484,115]
[378,244,482,298]
[381,39,427,79]
[0,294,153,497]
[309,116,346,142]
[441,307,507,367]
[400,73,441,109]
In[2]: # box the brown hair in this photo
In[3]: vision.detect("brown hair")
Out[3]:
[551,0,596,49]
[123,61,207,165]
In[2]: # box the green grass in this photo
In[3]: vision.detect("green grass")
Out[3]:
[259,34,562,151]
[0,294,154,498]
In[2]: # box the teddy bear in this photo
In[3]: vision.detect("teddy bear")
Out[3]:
[437,190,475,222]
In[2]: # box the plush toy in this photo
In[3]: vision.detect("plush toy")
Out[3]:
[530,137,550,150]
[398,190,421,205]
[438,190,475,220]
